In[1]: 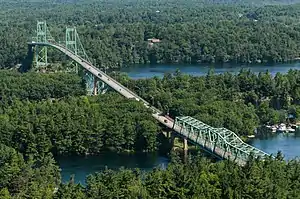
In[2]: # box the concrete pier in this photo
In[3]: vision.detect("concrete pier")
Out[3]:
[93,78,98,95]
[183,137,188,151]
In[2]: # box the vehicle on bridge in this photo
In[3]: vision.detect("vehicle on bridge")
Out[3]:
[98,73,102,77]
[165,115,174,122]
[48,39,56,43]
[29,21,270,165]
[128,97,140,102]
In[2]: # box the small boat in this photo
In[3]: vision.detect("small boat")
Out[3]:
[265,125,277,133]
[286,127,295,132]
[277,123,287,133]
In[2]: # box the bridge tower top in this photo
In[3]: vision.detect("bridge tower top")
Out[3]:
[32,21,92,71]
[30,21,98,95]
[36,21,47,43]
[66,28,78,55]
[65,27,92,63]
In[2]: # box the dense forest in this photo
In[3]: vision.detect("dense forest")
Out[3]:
[1,69,300,198]
[2,0,300,198]
[3,0,300,68]
[54,153,300,199]
[0,94,161,157]
[0,144,60,198]
[0,71,86,100]
[116,69,300,135]
[0,72,162,156]
[2,69,300,140]
[1,145,300,198]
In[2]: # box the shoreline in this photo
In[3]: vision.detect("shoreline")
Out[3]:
[110,59,300,69]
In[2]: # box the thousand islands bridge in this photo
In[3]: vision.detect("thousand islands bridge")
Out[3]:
[27,21,270,166]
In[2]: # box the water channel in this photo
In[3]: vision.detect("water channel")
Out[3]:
[57,62,300,184]
[57,152,169,184]
[119,62,300,79]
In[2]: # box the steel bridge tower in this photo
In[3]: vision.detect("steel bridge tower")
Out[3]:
[27,21,270,164]
[35,21,48,68]
[64,27,105,95]
[31,21,106,95]
[33,21,55,68]
[65,28,79,73]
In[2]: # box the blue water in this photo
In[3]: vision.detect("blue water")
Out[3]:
[120,63,300,160]
[250,133,300,160]
[57,134,300,185]
[120,62,300,79]
[56,152,168,185]
[58,63,300,184]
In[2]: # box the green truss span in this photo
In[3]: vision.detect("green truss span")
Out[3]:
[28,21,270,166]
[174,116,270,165]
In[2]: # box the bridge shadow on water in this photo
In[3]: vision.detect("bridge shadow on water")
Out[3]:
[55,151,169,185]
[19,45,34,73]
[55,132,221,186]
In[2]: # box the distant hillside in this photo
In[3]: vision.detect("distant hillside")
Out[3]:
[2,0,300,5]
[2,0,300,68]
[200,0,300,5]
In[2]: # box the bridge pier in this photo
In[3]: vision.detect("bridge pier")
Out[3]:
[93,78,98,95]
[170,132,175,145]
[169,133,188,152]
[182,137,188,162]
[166,130,171,138]
[183,137,188,151]
[27,21,269,166]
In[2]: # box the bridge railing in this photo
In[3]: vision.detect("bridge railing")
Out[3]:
[174,116,269,164]
[29,38,269,165]
[44,40,162,115]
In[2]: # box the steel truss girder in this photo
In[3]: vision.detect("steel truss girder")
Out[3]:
[175,116,270,164]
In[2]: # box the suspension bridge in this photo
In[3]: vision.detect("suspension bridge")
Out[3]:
[27,21,270,166]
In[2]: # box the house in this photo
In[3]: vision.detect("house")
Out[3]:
[147,38,161,43]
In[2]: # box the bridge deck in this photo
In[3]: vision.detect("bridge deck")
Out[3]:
[29,41,269,166]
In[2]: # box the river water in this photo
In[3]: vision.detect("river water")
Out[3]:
[119,62,300,79]
[56,152,168,184]
[250,133,300,160]
[57,63,300,184]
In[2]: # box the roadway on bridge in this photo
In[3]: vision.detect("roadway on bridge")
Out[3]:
[29,41,268,166]
[30,42,172,125]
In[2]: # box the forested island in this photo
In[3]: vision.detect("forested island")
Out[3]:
[1,69,300,198]
[1,0,300,198]
[2,0,300,68]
